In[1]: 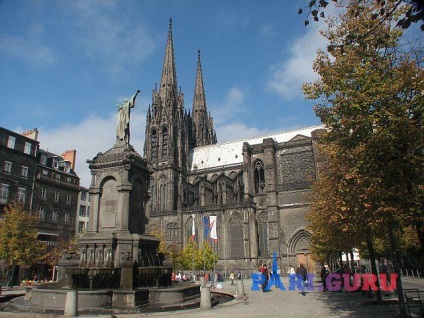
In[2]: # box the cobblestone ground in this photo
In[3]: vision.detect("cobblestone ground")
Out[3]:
[1,277,422,318]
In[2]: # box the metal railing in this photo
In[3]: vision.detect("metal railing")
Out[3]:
[404,288,424,317]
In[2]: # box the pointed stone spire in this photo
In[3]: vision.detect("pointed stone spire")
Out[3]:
[193,50,207,116]
[192,50,216,147]
[159,17,178,103]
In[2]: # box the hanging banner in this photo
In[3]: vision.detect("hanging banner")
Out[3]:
[191,214,195,239]
[203,216,210,239]
[210,215,217,241]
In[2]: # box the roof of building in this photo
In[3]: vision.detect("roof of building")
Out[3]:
[189,125,324,171]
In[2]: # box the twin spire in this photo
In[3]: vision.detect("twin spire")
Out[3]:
[159,18,178,103]
[156,18,216,147]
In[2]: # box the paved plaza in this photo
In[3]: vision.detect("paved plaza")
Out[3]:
[0,277,423,318]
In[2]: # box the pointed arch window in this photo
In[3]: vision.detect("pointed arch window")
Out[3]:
[151,129,157,160]
[166,222,178,240]
[257,212,268,258]
[254,159,265,193]
[162,126,168,158]
[149,182,156,216]
[159,177,167,210]
[229,213,244,258]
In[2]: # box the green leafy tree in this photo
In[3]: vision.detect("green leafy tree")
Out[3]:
[149,224,182,268]
[303,0,423,311]
[0,203,45,285]
[178,239,219,271]
[199,241,219,271]
[179,238,201,270]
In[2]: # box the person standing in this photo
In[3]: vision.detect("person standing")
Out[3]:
[229,271,235,286]
[320,266,330,292]
[287,264,296,283]
[296,263,308,294]
[261,264,270,293]
[210,271,215,288]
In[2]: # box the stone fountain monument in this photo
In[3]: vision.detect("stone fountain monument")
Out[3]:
[65,89,172,307]
[6,90,202,314]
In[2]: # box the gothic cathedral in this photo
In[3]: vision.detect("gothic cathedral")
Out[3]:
[143,19,325,274]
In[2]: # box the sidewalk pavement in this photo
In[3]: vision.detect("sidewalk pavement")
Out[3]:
[1,276,423,318]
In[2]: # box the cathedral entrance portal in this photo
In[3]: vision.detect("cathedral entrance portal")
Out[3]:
[297,250,316,274]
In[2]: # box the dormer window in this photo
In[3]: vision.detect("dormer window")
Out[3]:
[7,136,15,149]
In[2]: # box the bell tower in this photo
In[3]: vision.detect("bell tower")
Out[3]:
[144,18,189,215]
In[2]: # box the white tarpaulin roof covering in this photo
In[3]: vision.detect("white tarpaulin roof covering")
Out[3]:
[190,125,323,170]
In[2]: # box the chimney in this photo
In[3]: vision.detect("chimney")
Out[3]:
[22,128,39,141]
[61,150,77,171]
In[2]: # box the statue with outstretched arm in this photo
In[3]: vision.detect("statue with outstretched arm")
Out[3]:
[116,89,140,144]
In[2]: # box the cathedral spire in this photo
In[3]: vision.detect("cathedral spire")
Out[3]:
[159,17,178,102]
[193,50,206,115]
[192,50,216,147]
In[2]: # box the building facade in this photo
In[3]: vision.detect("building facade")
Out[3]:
[32,148,79,248]
[76,187,90,236]
[0,127,39,215]
[142,20,325,275]
[0,127,80,281]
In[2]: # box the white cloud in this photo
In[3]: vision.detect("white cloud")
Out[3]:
[266,23,328,100]
[210,86,247,125]
[67,1,156,75]
[0,33,57,66]
[216,122,270,143]
[37,111,146,188]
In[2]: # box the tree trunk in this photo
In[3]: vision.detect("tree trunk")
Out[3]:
[366,237,382,303]
[415,221,424,258]
[349,250,355,270]
[388,223,407,317]
[9,264,19,288]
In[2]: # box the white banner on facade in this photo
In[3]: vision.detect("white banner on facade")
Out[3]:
[210,215,217,240]
[192,214,195,239]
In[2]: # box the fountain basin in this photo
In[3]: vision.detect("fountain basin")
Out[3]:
[24,286,113,309]
[8,282,202,314]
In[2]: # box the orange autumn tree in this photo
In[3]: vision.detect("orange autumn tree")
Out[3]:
[0,203,45,284]
[303,0,424,310]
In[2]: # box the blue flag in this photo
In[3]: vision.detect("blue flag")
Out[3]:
[203,216,210,239]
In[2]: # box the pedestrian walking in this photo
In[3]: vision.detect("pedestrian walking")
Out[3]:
[296,263,308,294]
[229,271,235,286]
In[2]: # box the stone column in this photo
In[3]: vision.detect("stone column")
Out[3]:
[64,290,78,317]
[236,279,245,299]
[120,261,134,290]
[88,188,100,232]
[117,184,131,231]
[200,286,211,309]
[248,207,259,262]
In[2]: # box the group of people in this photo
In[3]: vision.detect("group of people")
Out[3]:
[171,271,195,282]
[258,263,309,294]
[204,271,225,288]
[170,270,243,288]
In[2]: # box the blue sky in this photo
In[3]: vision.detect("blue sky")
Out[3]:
[0,0,329,187]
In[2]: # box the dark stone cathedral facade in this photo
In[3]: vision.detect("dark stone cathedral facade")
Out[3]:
[143,20,324,274]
